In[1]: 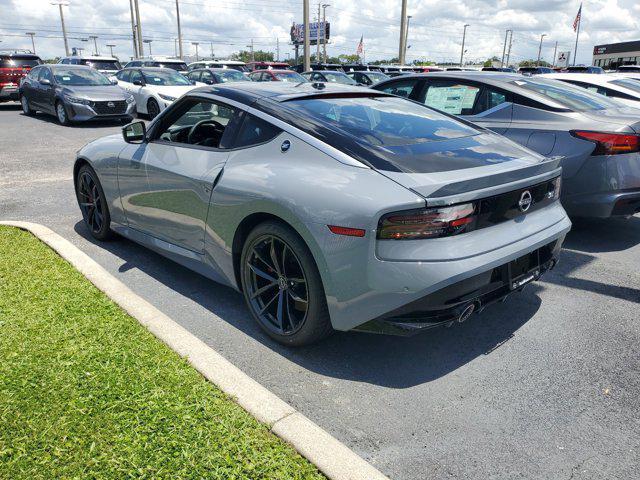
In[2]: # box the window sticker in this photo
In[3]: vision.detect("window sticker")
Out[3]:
[425,86,479,114]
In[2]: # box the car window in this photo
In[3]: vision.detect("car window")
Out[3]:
[234,113,282,148]
[60,58,69,64]
[38,68,53,83]
[52,67,111,86]
[471,88,509,114]
[189,71,202,82]
[141,70,191,86]
[216,69,248,82]
[116,69,131,82]
[377,79,420,98]
[28,66,42,79]
[129,70,142,84]
[156,99,237,148]
[610,78,640,94]
[510,78,621,111]
[273,71,305,82]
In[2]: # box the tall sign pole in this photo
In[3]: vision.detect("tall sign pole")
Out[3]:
[398,0,407,64]
[175,0,183,58]
[133,0,144,57]
[303,0,311,71]
[460,24,469,67]
[128,0,138,57]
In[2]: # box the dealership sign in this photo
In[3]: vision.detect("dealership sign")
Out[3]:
[290,22,331,45]
[556,51,571,67]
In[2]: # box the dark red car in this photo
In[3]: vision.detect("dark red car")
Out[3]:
[0,52,42,103]
[249,69,307,83]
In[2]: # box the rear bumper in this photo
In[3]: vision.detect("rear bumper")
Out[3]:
[0,85,19,101]
[563,189,640,218]
[355,241,560,335]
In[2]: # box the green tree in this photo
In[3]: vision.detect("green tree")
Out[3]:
[231,50,274,63]
[483,56,501,67]
[337,54,360,64]
[518,59,552,67]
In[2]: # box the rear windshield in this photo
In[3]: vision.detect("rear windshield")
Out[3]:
[81,60,121,70]
[365,72,390,83]
[323,72,357,85]
[53,67,112,86]
[149,62,188,71]
[273,71,306,82]
[216,70,249,82]
[0,56,42,68]
[511,78,620,111]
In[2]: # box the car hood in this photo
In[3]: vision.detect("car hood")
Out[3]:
[377,133,562,203]
[581,106,640,133]
[61,85,129,101]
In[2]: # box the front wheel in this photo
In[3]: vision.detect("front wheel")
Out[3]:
[75,164,113,241]
[21,95,34,115]
[240,221,333,346]
[147,98,160,119]
[56,101,70,125]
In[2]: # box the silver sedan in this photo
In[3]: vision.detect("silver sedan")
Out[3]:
[74,82,570,345]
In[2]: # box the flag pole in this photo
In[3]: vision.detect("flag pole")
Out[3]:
[573,3,581,66]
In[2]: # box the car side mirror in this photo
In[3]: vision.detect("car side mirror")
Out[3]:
[122,121,146,144]
[39,78,51,86]
[110,77,118,85]
[205,80,214,85]
[133,79,144,86]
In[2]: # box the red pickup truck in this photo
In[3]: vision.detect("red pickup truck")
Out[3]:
[0,52,43,103]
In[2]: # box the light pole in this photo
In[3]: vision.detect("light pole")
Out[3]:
[506,30,513,66]
[552,40,558,67]
[144,39,153,56]
[133,0,143,56]
[106,43,116,57]
[89,35,98,55]
[460,24,469,67]
[537,33,546,65]
[192,42,199,61]
[25,32,36,54]
[398,0,407,64]
[128,0,138,57]
[322,4,330,63]
[303,0,310,71]
[316,2,321,64]
[175,0,183,58]
[50,1,70,57]
[210,41,214,60]
[405,15,412,58]
[501,29,511,67]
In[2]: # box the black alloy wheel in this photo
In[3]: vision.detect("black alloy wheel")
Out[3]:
[240,221,332,346]
[147,98,160,119]
[75,165,112,240]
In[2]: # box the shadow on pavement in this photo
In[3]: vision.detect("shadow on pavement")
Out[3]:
[564,214,640,254]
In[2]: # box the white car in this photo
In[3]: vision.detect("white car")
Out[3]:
[114,67,198,118]
[540,72,640,108]
[187,60,248,73]
[123,56,189,75]
[58,55,122,77]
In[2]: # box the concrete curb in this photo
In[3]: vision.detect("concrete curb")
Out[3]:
[1,220,389,480]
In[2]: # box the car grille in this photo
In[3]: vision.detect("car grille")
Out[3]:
[92,100,127,115]
[474,179,557,229]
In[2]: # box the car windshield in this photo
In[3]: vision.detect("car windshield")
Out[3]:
[511,78,620,111]
[366,72,390,83]
[150,62,188,71]
[610,78,640,94]
[142,70,191,86]
[284,95,478,147]
[216,70,249,82]
[323,72,357,85]
[0,57,41,68]
[274,71,306,82]
[82,60,121,70]
[53,67,112,86]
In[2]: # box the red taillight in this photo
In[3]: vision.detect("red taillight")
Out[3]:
[377,203,476,240]
[570,130,640,155]
[328,225,366,237]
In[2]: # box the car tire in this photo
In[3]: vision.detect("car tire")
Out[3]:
[75,164,113,241]
[240,221,333,346]
[56,101,70,126]
[147,98,160,119]
[21,95,34,115]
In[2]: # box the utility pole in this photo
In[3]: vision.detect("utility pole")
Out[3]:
[89,35,98,55]
[175,0,183,58]
[506,30,513,67]
[192,42,199,61]
[210,41,214,59]
[51,1,70,57]
[106,44,116,57]
[133,0,143,57]
[537,33,546,65]
[405,15,412,55]
[552,40,558,67]
[128,0,138,57]
[316,3,321,64]
[25,32,36,54]
[174,38,178,57]
[398,0,407,64]
[276,37,280,61]
[303,0,310,71]
[249,39,254,62]
[322,4,330,63]
[460,24,469,67]
[501,29,511,67]
[144,39,153,56]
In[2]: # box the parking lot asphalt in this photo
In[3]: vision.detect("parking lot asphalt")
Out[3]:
[1,103,639,480]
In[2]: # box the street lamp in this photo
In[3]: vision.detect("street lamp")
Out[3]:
[89,35,98,55]
[460,24,470,67]
[106,44,116,57]
[537,33,547,66]
[143,39,153,56]
[50,1,70,57]
[321,4,330,63]
[192,42,199,61]
[405,15,412,58]
[25,32,36,54]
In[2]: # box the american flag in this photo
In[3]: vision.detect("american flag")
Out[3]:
[573,3,582,32]
[356,35,364,55]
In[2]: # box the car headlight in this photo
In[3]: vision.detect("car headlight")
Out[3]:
[125,95,135,104]
[158,94,176,102]
[64,95,91,105]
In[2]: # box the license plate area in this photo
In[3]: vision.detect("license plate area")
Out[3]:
[508,250,541,290]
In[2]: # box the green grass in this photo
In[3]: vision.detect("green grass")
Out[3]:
[0,226,325,480]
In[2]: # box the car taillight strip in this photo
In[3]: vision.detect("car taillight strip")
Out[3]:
[328,225,366,237]
[570,130,640,156]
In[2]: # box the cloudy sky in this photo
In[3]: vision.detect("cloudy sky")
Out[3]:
[1,0,638,65]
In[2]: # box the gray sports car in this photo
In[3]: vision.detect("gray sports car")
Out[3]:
[374,72,640,218]
[74,82,570,345]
